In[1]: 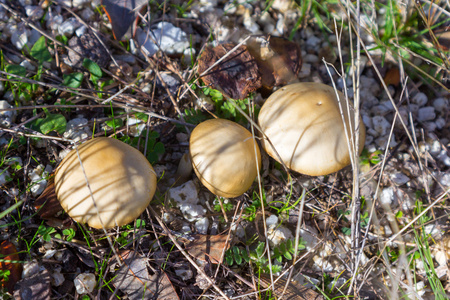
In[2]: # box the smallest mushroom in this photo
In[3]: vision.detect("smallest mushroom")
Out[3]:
[189,119,261,198]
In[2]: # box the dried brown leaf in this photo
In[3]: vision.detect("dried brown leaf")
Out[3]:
[112,250,179,300]
[247,36,302,88]
[13,268,51,300]
[198,43,261,99]
[102,0,147,40]
[185,234,230,263]
[0,241,23,294]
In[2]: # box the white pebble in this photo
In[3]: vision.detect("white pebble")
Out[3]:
[0,169,9,185]
[175,269,193,281]
[299,225,318,251]
[194,217,209,234]
[438,173,450,187]
[435,117,445,129]
[51,268,65,287]
[63,117,90,142]
[137,22,189,57]
[390,173,410,185]
[417,106,436,122]
[298,63,311,78]
[266,215,279,227]
[74,273,96,294]
[169,180,199,205]
[372,116,391,136]
[0,100,16,127]
[25,6,44,20]
[433,97,448,112]
[424,224,442,239]
[267,226,293,247]
[11,28,29,50]
[58,17,80,37]
[312,255,334,272]
[412,92,427,107]
[20,60,36,71]
[380,187,395,206]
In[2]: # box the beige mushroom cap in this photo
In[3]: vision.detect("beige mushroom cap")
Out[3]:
[258,82,366,176]
[190,119,261,198]
[55,137,157,229]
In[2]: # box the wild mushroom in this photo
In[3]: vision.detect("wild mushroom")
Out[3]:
[258,82,366,176]
[190,119,261,198]
[55,137,157,229]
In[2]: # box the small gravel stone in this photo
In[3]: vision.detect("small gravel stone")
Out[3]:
[194,217,209,234]
[25,6,44,20]
[137,22,189,57]
[267,225,293,247]
[74,273,96,294]
[0,100,16,127]
[412,92,428,107]
[20,59,35,71]
[438,173,450,187]
[417,107,436,122]
[11,27,29,50]
[433,97,448,112]
[59,17,80,37]
[0,169,10,185]
[175,269,193,281]
[390,172,410,185]
[380,187,395,206]
[372,116,391,136]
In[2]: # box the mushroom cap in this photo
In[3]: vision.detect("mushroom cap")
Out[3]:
[55,137,157,229]
[190,119,261,198]
[258,82,366,176]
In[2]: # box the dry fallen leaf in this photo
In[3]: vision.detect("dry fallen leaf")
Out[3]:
[198,43,261,99]
[13,268,51,300]
[185,234,230,263]
[383,67,400,86]
[102,0,147,40]
[112,250,179,300]
[247,35,302,89]
[0,240,23,294]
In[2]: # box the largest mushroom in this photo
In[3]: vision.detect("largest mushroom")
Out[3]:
[258,82,366,176]
[55,137,157,229]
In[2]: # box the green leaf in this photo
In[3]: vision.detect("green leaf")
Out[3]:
[342,227,351,236]
[83,58,102,78]
[63,228,76,241]
[39,113,67,134]
[225,254,233,266]
[135,219,146,227]
[30,36,52,63]
[256,242,265,258]
[233,249,242,265]
[63,73,84,88]
[6,65,27,78]
[284,251,292,260]
[105,118,123,128]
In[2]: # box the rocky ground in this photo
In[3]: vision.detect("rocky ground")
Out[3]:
[0,0,449,299]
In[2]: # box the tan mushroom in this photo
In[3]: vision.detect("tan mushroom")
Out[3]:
[55,137,157,229]
[190,119,261,198]
[258,82,366,176]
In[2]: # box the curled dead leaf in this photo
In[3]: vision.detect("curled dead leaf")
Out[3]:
[0,241,23,294]
[247,35,302,88]
[185,234,230,264]
[198,43,261,99]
